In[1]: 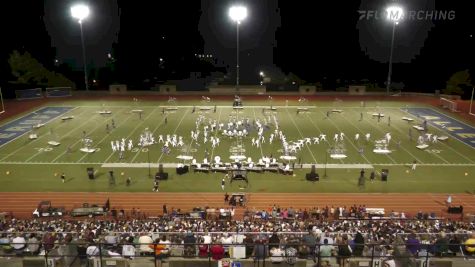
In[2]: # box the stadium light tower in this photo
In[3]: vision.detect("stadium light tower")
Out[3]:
[385,5,403,95]
[229,5,248,92]
[71,4,90,91]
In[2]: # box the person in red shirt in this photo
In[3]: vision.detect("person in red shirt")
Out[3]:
[198,237,209,258]
[210,241,225,260]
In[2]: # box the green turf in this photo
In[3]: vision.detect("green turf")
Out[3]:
[0,99,474,193]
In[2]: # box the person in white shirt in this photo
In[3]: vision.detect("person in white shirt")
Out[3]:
[86,245,99,257]
[383,255,396,267]
[138,234,153,254]
[270,246,284,263]
[12,235,26,250]
[202,231,212,244]
[122,237,136,259]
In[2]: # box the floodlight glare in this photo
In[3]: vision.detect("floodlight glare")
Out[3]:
[229,5,248,92]
[386,6,403,22]
[71,3,90,90]
[385,5,404,95]
[259,71,264,77]
[229,6,248,22]
[71,4,90,22]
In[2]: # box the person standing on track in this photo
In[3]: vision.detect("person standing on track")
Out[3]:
[446,195,452,207]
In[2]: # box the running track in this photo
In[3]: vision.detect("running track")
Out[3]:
[1,192,475,219]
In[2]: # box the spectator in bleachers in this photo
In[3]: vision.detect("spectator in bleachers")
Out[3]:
[57,233,78,266]
[284,243,298,265]
[202,230,212,244]
[318,238,334,266]
[152,236,169,267]
[104,231,118,248]
[448,235,461,255]
[11,233,26,253]
[198,237,209,258]
[269,232,280,250]
[270,245,284,263]
[184,231,197,257]
[252,239,268,262]
[336,235,352,267]
[25,233,40,255]
[210,240,225,260]
[301,230,317,259]
[86,242,100,257]
[433,232,449,256]
[42,232,56,252]
[405,233,421,256]
[138,233,153,254]
[244,234,255,258]
[169,235,184,257]
[352,232,364,256]
[122,236,136,259]
[464,233,475,255]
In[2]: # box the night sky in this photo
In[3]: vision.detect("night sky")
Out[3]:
[0,0,473,92]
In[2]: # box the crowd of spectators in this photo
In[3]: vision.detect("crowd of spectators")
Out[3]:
[1,211,475,266]
[0,203,474,266]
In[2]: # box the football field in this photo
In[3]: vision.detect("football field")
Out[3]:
[0,98,474,193]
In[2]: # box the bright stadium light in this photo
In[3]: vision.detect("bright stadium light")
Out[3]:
[259,71,264,77]
[386,6,404,23]
[71,4,90,91]
[385,5,403,95]
[229,5,248,93]
[229,6,248,23]
[71,4,90,22]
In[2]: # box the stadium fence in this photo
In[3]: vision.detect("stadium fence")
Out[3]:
[14,88,43,100]
[45,87,73,98]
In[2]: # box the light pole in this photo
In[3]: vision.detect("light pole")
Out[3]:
[385,6,403,95]
[229,6,247,93]
[71,4,90,91]
[147,148,151,179]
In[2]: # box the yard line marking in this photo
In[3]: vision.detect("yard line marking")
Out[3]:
[0,107,80,160]
[24,108,99,162]
[77,108,139,163]
[77,105,419,109]
[284,108,318,163]
[129,108,168,163]
[51,107,128,163]
[385,109,450,164]
[301,112,344,164]
[0,161,473,167]
[313,109,375,164]
[103,106,160,163]
[251,107,265,158]
[402,108,475,163]
[156,107,190,163]
[209,106,223,162]
[351,107,426,164]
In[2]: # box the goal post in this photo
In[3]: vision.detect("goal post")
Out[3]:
[440,97,458,112]
[0,87,5,114]
[470,87,474,117]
